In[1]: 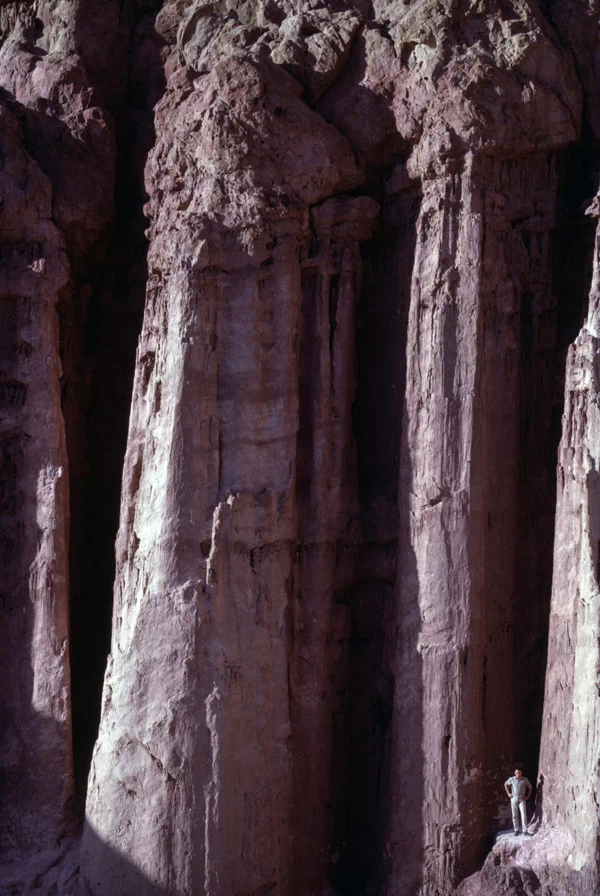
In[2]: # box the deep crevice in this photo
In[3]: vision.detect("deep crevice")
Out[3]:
[353,184,420,512]
[331,180,421,896]
[63,2,165,817]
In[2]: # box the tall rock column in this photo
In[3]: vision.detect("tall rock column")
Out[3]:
[536,205,600,893]
[385,150,564,895]
[82,54,378,896]
[0,106,71,858]
[0,0,123,810]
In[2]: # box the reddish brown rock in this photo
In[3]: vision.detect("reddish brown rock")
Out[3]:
[385,149,574,896]
[2,3,600,896]
[534,206,600,892]
[0,102,72,874]
[0,8,116,254]
[78,3,593,896]
[82,41,378,894]
[319,0,580,170]
[458,202,600,896]
[0,2,141,890]
[543,0,600,139]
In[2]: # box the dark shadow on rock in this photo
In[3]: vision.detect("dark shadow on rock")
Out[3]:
[344,180,422,896]
[317,26,410,181]
[78,820,170,896]
[513,141,598,788]
[528,773,544,832]
[0,0,167,845]
[287,137,420,892]
[0,816,173,896]
[0,311,75,858]
[66,0,166,815]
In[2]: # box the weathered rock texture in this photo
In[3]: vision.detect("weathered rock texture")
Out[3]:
[459,193,600,896]
[534,204,600,893]
[2,2,600,896]
[0,99,71,862]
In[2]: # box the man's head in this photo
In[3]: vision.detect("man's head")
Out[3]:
[514,766,524,779]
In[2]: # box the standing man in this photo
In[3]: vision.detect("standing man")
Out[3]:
[505,766,533,835]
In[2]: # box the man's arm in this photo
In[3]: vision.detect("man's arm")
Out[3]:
[525,780,532,800]
[505,780,512,798]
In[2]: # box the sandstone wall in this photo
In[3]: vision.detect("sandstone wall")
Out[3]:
[534,210,600,892]
[1,2,600,896]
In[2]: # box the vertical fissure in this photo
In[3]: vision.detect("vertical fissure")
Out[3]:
[331,178,421,895]
[64,2,165,815]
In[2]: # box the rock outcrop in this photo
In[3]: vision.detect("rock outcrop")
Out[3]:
[2,2,600,896]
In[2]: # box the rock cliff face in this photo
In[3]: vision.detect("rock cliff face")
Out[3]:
[2,2,600,896]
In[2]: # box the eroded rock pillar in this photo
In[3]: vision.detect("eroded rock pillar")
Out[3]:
[0,105,72,858]
[82,53,377,896]
[387,151,561,895]
[537,205,600,893]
